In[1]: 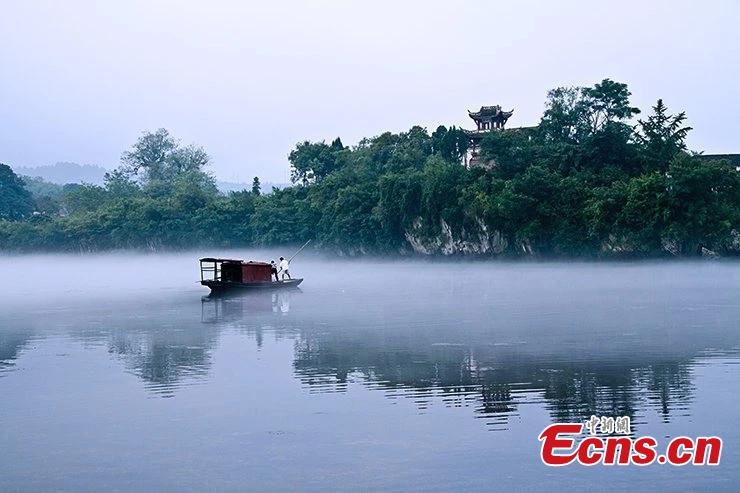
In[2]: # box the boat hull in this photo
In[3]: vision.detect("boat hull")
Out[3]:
[202,278,303,293]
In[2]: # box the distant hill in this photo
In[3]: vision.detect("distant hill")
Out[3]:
[13,162,291,193]
[13,162,108,185]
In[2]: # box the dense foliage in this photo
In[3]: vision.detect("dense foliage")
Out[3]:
[0,164,35,220]
[1,79,738,257]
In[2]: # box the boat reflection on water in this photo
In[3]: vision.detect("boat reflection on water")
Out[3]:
[201,288,299,323]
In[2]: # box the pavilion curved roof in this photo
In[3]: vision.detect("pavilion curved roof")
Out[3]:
[468,105,514,119]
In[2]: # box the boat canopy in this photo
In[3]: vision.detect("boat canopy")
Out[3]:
[199,258,272,283]
[199,257,241,263]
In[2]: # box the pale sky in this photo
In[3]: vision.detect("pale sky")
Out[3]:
[1,0,738,182]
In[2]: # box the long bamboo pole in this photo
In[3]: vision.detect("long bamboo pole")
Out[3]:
[288,240,312,263]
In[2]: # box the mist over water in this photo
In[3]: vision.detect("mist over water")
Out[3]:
[1,253,739,491]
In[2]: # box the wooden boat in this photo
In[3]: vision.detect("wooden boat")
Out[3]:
[199,258,303,293]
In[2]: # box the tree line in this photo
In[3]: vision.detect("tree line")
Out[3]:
[1,79,738,256]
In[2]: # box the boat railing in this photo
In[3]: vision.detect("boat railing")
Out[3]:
[199,259,222,282]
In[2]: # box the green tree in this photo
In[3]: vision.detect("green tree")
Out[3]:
[169,144,210,175]
[121,128,177,181]
[120,129,213,190]
[289,139,344,184]
[431,125,469,163]
[539,86,589,143]
[613,172,670,253]
[582,78,640,133]
[252,177,261,195]
[62,184,109,214]
[662,155,740,254]
[479,129,539,179]
[540,79,639,144]
[0,163,35,220]
[635,99,692,171]
[104,169,140,198]
[20,176,64,214]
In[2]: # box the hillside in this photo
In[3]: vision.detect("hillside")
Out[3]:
[12,162,108,185]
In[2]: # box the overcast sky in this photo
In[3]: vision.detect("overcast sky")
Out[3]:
[1,0,738,182]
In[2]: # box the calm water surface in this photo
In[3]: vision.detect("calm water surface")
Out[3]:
[1,253,739,491]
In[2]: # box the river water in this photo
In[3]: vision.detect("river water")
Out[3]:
[1,253,738,491]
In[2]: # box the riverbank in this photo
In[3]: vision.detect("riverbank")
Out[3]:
[2,82,738,258]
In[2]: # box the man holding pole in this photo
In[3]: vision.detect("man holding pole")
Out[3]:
[276,241,310,282]
[278,256,291,280]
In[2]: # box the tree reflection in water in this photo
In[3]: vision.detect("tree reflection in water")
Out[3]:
[0,283,733,431]
[106,326,219,398]
[292,326,703,432]
[191,286,736,432]
[0,330,36,377]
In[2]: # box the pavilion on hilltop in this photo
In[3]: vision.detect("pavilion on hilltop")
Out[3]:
[463,105,514,167]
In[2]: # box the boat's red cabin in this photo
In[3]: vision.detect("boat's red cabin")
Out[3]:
[200,258,272,283]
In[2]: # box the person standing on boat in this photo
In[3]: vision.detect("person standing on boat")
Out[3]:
[270,260,279,282]
[278,256,291,280]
